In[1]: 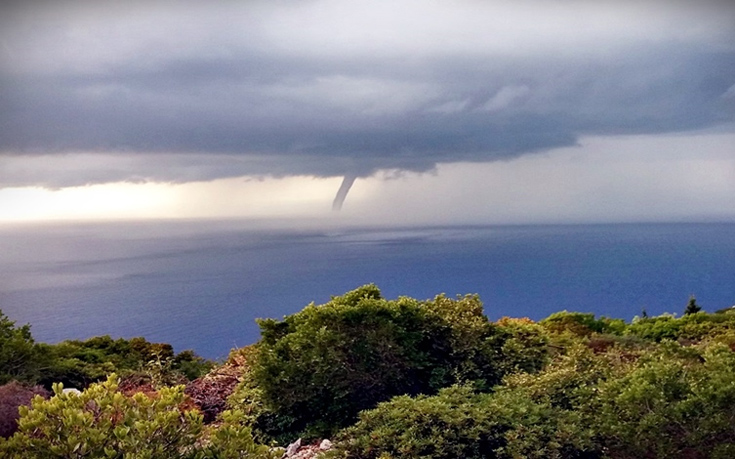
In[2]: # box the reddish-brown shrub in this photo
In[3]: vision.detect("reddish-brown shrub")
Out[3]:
[185,364,241,423]
[184,348,253,423]
[0,381,50,438]
[118,373,157,397]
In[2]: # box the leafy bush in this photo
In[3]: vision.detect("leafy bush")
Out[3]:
[540,311,625,337]
[624,314,681,341]
[422,294,534,390]
[493,317,550,374]
[0,375,203,458]
[251,285,529,439]
[224,345,282,442]
[1,309,212,391]
[677,312,735,343]
[175,349,215,381]
[335,383,596,459]
[0,381,49,438]
[335,340,735,459]
[0,310,44,385]
[37,335,212,389]
[195,409,281,459]
[593,342,735,458]
[0,375,277,459]
[500,340,735,458]
[625,311,735,344]
[503,343,629,412]
[490,345,628,458]
[253,285,434,438]
[335,385,501,459]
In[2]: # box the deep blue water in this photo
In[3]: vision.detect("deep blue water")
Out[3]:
[1,221,734,359]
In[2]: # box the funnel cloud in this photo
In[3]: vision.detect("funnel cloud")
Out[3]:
[332,175,357,211]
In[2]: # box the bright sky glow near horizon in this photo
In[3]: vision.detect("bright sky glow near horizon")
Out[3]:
[1,0,734,226]
[2,130,733,225]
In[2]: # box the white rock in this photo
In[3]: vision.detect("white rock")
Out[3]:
[284,438,301,457]
[62,388,81,396]
[319,439,333,450]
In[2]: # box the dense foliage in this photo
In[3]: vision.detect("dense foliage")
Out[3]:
[251,285,547,438]
[0,312,43,385]
[3,286,735,458]
[0,310,212,391]
[0,375,279,459]
[335,342,735,459]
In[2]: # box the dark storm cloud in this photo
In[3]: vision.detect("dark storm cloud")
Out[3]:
[1,0,734,187]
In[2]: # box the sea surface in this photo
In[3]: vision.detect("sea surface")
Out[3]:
[1,221,733,359]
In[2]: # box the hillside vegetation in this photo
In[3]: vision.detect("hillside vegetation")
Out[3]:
[2,285,735,458]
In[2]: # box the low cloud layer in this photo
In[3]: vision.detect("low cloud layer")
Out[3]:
[1,0,734,188]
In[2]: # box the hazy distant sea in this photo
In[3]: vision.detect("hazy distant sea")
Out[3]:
[1,221,733,359]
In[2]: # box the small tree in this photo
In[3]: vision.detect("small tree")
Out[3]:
[684,295,702,315]
[0,310,43,385]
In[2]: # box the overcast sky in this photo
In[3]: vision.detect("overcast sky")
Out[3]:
[0,0,733,224]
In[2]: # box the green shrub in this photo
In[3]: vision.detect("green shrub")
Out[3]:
[0,375,277,458]
[625,311,735,344]
[194,409,281,459]
[335,385,502,459]
[678,312,735,343]
[503,339,735,457]
[625,314,682,341]
[423,294,527,390]
[174,350,215,381]
[225,346,286,444]
[493,317,550,375]
[253,286,435,439]
[336,340,735,459]
[490,345,629,458]
[0,310,44,385]
[540,311,624,337]
[37,336,212,389]
[335,383,596,459]
[592,342,735,458]
[251,285,526,439]
[503,343,629,412]
[0,375,203,458]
